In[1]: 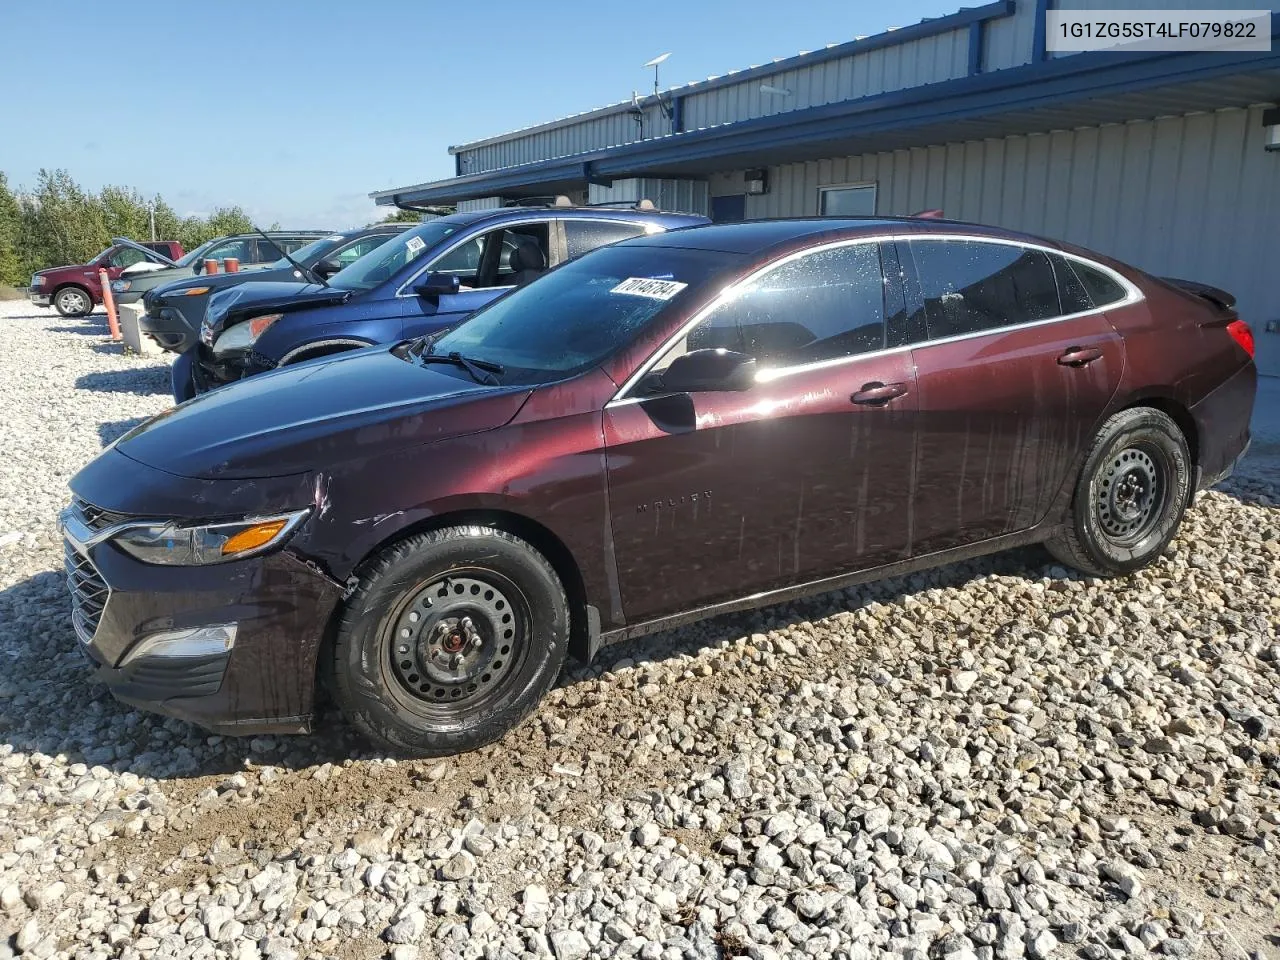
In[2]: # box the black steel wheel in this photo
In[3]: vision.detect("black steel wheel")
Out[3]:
[1047,407,1191,577]
[329,525,568,756]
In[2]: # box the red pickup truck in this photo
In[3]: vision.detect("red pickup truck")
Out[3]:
[28,238,185,317]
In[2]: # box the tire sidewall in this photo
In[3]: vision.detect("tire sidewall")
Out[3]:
[56,287,90,317]
[1076,410,1190,573]
[337,528,567,755]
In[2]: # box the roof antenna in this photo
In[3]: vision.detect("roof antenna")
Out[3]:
[643,53,674,124]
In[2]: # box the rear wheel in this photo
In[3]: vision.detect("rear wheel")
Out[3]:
[1047,407,1191,577]
[54,286,92,318]
[329,525,568,756]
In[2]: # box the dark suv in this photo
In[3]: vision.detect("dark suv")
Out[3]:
[175,204,707,402]
[62,218,1255,756]
[112,231,330,306]
[140,225,411,353]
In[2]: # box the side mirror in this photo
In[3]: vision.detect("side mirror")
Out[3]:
[312,258,343,279]
[653,348,757,393]
[413,272,461,298]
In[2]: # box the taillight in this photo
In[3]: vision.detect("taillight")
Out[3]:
[1226,319,1255,358]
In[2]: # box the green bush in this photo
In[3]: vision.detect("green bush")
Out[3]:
[0,169,259,286]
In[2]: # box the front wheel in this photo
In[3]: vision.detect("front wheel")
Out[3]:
[1047,407,1191,577]
[329,525,569,756]
[54,287,93,318]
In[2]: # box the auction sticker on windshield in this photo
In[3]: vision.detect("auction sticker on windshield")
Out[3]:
[611,277,688,299]
[405,236,426,255]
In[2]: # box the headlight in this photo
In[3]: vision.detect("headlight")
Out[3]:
[31,275,44,288]
[112,509,308,565]
[112,280,129,293]
[212,313,283,355]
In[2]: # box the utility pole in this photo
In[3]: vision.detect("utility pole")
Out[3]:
[149,200,156,241]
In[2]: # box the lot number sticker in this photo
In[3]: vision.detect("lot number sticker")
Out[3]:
[405,236,426,255]
[611,277,688,300]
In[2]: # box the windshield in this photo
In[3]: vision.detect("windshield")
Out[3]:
[273,235,344,269]
[175,239,219,268]
[89,246,114,264]
[328,222,459,293]
[425,244,743,385]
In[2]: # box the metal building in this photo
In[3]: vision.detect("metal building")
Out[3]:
[371,0,1280,374]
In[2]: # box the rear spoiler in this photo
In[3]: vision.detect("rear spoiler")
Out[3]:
[1162,277,1236,312]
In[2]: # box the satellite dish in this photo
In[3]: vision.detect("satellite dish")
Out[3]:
[643,52,672,68]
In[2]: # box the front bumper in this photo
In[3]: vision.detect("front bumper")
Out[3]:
[28,289,50,307]
[59,468,343,735]
[139,303,199,353]
[193,345,277,395]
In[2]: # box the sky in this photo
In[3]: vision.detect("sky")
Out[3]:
[0,0,957,230]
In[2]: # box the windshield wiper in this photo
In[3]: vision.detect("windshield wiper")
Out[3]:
[410,343,504,385]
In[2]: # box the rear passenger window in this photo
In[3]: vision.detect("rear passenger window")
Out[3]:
[1050,253,1093,314]
[1069,259,1128,308]
[679,242,886,368]
[564,220,648,259]
[910,239,1061,339]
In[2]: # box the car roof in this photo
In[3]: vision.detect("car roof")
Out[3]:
[428,206,706,229]
[628,217,1051,255]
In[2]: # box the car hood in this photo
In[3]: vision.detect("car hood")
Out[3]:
[204,281,351,337]
[114,346,533,480]
[153,265,303,302]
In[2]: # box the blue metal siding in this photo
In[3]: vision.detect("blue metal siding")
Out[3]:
[682,28,973,130]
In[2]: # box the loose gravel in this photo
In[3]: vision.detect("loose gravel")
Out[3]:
[0,299,1277,960]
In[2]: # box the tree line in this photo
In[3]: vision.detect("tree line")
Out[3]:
[0,168,260,287]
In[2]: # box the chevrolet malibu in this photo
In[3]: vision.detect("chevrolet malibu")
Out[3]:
[62,218,1256,756]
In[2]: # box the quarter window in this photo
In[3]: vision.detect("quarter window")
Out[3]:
[1069,259,1128,308]
[672,242,887,369]
[910,239,1061,340]
[564,220,649,259]
[1049,253,1093,315]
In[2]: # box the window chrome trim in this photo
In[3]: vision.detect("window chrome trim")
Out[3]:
[394,215,556,299]
[606,232,1142,406]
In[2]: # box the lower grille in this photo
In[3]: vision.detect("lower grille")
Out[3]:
[65,542,109,645]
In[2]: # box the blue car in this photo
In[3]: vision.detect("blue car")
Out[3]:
[176,203,707,402]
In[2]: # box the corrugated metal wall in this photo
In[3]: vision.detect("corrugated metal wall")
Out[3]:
[456,197,504,213]
[744,105,1280,370]
[681,27,972,131]
[458,105,668,175]
[587,179,710,216]
[457,21,979,173]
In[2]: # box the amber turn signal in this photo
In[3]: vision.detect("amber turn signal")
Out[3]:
[183,287,212,296]
[220,519,289,556]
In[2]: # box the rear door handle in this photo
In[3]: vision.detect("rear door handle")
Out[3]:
[851,381,909,406]
[1057,346,1104,367]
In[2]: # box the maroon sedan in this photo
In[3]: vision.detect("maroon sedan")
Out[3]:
[62,218,1256,755]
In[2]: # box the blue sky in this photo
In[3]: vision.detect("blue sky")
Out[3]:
[1,0,955,229]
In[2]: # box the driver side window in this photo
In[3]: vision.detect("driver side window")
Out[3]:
[107,248,148,269]
[653,242,888,374]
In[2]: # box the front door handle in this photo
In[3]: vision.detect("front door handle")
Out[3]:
[851,381,909,406]
[1057,346,1104,367]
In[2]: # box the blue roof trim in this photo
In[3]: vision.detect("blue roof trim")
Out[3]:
[445,1,1015,156]
[376,34,1280,206]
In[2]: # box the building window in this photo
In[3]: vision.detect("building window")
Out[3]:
[819,183,877,216]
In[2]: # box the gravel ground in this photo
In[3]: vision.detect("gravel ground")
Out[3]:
[0,299,1277,960]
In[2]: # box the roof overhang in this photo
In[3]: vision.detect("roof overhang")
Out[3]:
[373,35,1280,207]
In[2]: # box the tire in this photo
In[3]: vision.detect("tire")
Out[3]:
[329,525,569,756]
[54,286,93,318]
[1047,407,1191,577]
